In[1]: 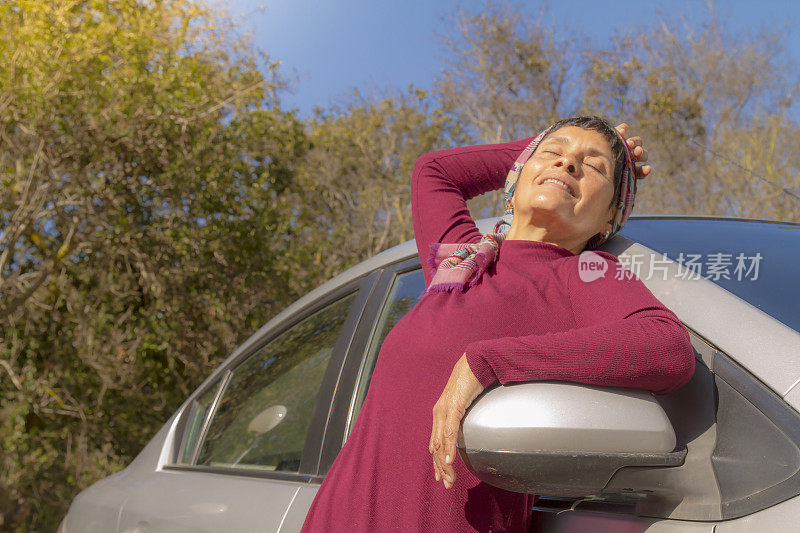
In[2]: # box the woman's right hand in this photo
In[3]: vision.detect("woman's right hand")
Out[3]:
[429,354,484,489]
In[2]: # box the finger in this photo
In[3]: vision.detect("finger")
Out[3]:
[437,442,453,486]
[630,145,646,161]
[615,123,629,137]
[436,436,453,487]
[442,458,454,490]
[430,406,444,481]
[441,461,457,489]
[431,443,443,484]
[434,458,455,488]
[638,164,652,178]
[442,416,460,471]
[443,419,458,460]
[625,136,642,148]
[431,406,451,485]
[441,460,454,488]
[432,441,447,482]
[431,439,444,481]
[441,409,464,486]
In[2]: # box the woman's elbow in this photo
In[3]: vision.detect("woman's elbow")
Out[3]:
[652,318,696,395]
[411,152,439,196]
[412,151,439,178]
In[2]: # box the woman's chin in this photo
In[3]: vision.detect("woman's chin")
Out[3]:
[528,190,576,209]
[518,197,573,221]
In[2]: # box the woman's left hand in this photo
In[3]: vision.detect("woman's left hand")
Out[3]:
[615,123,651,179]
[429,354,484,489]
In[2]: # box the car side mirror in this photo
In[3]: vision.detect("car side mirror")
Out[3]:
[457,382,686,497]
[247,404,288,436]
[231,405,289,466]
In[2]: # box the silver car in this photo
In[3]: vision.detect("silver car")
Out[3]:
[61,216,800,532]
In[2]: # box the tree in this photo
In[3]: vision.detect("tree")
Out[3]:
[435,4,581,145]
[434,2,800,222]
[0,1,307,530]
[293,88,466,284]
[581,8,800,220]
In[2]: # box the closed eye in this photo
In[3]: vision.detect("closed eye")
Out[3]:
[583,159,607,175]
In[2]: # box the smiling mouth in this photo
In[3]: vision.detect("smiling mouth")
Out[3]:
[541,178,575,198]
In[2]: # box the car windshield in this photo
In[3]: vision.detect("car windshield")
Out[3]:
[619,217,800,333]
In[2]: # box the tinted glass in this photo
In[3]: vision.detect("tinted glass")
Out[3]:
[619,218,800,332]
[196,293,356,472]
[349,269,426,432]
[179,382,220,464]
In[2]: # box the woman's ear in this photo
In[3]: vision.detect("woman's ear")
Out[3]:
[600,218,613,239]
[604,203,618,233]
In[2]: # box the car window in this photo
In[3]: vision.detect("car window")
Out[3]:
[194,292,357,473]
[178,382,221,464]
[348,269,425,433]
[619,218,800,333]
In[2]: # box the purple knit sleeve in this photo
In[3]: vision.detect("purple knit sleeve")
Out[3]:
[411,138,534,286]
[464,254,695,394]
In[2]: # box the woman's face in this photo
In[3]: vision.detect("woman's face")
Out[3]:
[510,126,617,249]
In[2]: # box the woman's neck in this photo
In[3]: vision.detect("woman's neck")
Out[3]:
[505,225,586,255]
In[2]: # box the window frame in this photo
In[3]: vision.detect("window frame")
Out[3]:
[184,370,232,465]
[165,269,380,482]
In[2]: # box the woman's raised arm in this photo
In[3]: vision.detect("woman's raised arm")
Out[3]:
[411,138,534,285]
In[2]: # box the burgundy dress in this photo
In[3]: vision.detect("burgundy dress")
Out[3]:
[300,138,695,532]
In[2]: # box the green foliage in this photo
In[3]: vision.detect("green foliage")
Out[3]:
[293,87,466,283]
[435,4,579,144]
[0,1,308,530]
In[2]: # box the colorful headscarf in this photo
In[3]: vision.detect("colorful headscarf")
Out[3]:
[426,121,639,294]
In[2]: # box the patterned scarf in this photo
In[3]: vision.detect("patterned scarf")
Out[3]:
[426,122,638,294]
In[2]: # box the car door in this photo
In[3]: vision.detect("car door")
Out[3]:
[116,273,377,533]
[279,258,427,528]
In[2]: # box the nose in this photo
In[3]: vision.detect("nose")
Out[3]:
[554,154,579,175]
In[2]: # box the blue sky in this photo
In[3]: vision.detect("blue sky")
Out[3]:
[221,0,798,118]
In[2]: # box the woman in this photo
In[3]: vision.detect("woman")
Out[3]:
[301,116,695,532]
